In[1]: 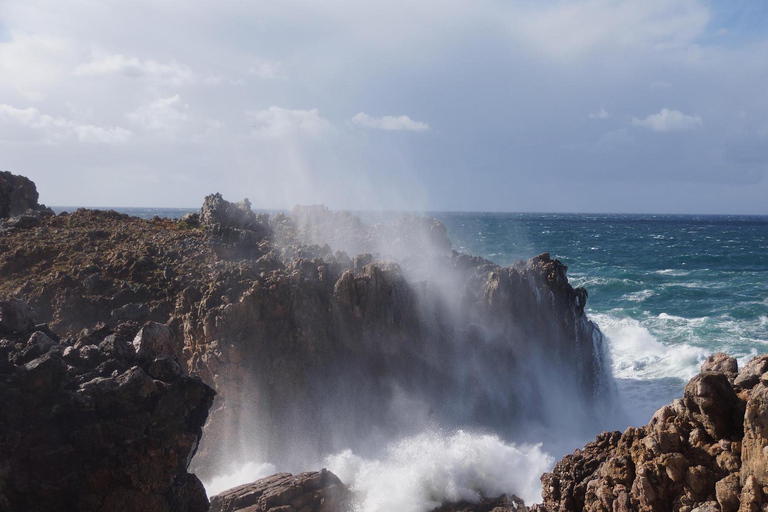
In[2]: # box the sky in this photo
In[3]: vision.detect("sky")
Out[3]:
[1,0,767,214]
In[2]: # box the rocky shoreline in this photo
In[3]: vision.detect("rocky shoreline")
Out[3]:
[2,171,765,512]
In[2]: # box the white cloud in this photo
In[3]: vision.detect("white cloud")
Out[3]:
[0,31,75,100]
[126,95,191,137]
[248,107,331,139]
[632,108,703,132]
[589,108,611,119]
[0,103,133,144]
[508,0,710,59]
[75,54,217,87]
[352,112,429,132]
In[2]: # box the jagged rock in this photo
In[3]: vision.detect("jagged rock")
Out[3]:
[537,354,768,512]
[0,299,37,333]
[133,320,176,359]
[181,212,201,226]
[735,356,768,390]
[0,303,215,512]
[683,372,743,440]
[703,353,739,382]
[0,171,53,219]
[742,383,768,487]
[209,470,349,512]
[200,193,270,258]
[716,473,741,512]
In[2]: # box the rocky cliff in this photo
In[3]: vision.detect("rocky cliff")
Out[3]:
[0,174,620,510]
[0,299,215,511]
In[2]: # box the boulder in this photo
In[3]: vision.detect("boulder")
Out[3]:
[133,321,177,359]
[0,171,53,218]
[0,321,216,511]
[735,356,768,390]
[0,299,37,333]
[702,352,739,382]
[209,469,349,512]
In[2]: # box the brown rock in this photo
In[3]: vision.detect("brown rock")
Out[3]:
[703,353,739,382]
[736,357,768,390]
[716,474,741,512]
[683,372,743,440]
[743,384,768,487]
[209,470,348,512]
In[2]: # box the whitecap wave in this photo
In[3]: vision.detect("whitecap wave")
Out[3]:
[325,430,553,512]
[622,290,654,302]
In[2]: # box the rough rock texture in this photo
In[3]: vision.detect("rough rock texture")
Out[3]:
[537,352,768,512]
[209,470,348,512]
[431,494,530,511]
[0,171,53,222]
[0,301,215,512]
[0,183,614,485]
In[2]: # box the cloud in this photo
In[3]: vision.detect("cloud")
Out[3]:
[589,108,611,119]
[126,95,191,137]
[632,108,703,132]
[0,31,74,100]
[352,112,429,132]
[507,0,710,59]
[248,107,331,139]
[0,103,133,144]
[74,54,218,87]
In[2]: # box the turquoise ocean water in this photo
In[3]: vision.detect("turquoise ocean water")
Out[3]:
[55,207,768,426]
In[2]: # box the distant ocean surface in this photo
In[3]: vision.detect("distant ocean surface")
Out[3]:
[53,206,768,427]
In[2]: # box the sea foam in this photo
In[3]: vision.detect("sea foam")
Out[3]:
[325,430,554,512]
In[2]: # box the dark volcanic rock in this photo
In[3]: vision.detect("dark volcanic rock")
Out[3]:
[0,171,53,220]
[0,305,215,512]
[209,470,349,512]
[0,299,37,333]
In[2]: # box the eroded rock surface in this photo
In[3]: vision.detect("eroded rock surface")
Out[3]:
[209,470,348,512]
[537,352,768,512]
[0,302,215,512]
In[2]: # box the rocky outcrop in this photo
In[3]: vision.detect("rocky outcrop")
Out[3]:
[537,352,768,512]
[0,182,615,495]
[0,171,53,222]
[209,470,349,512]
[0,300,215,512]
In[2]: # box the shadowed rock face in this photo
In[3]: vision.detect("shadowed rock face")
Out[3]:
[536,352,768,512]
[0,304,215,512]
[0,171,53,221]
[185,198,615,477]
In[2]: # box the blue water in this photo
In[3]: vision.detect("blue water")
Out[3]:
[53,207,768,425]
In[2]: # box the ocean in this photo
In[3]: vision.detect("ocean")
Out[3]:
[53,206,768,506]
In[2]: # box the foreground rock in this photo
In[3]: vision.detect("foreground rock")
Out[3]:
[538,352,768,512]
[209,470,348,512]
[0,300,215,511]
